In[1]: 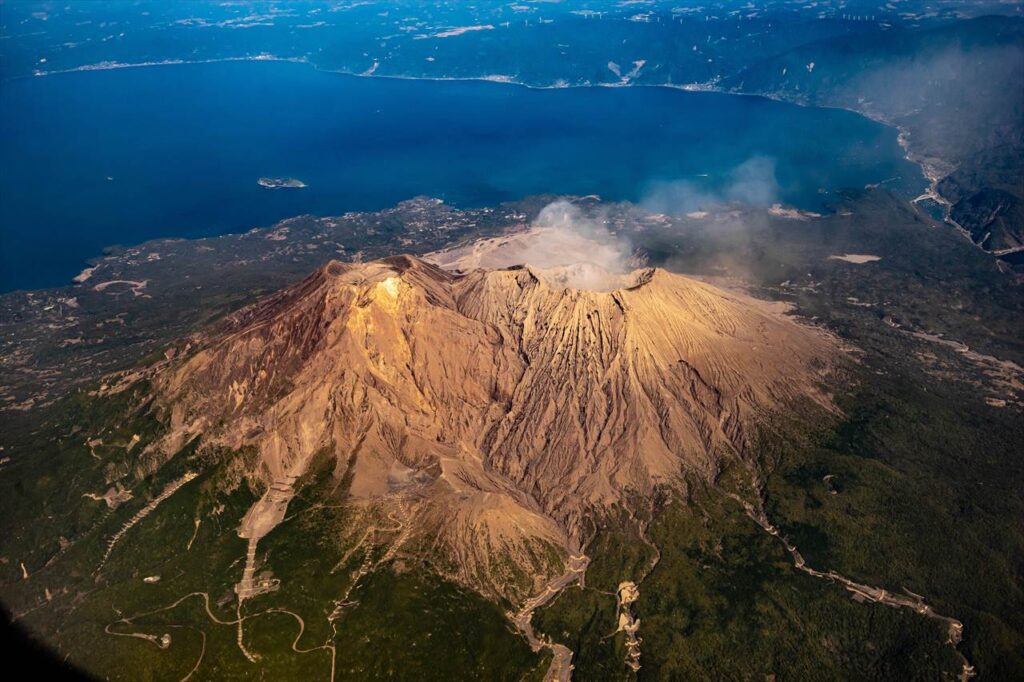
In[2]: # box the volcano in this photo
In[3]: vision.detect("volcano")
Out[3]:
[147,254,835,605]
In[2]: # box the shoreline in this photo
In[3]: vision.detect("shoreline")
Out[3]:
[20,54,931,173]
[0,56,950,295]
[18,52,934,177]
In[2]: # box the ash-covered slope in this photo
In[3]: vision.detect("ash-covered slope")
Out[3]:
[151,255,835,601]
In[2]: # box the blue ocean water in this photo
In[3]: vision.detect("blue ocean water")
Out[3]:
[0,60,924,291]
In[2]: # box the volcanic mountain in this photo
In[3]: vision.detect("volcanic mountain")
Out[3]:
[149,255,835,603]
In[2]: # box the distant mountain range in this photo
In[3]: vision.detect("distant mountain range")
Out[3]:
[722,15,1024,261]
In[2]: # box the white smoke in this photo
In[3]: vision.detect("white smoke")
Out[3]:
[519,201,639,290]
[527,201,633,272]
[434,159,782,290]
[431,200,637,291]
[640,157,780,215]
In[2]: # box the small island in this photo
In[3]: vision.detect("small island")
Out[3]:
[258,177,306,189]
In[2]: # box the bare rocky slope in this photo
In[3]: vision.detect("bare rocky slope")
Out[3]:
[147,254,836,603]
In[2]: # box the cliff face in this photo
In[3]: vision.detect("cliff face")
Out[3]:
[151,255,835,601]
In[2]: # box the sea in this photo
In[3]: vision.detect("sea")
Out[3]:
[0,60,925,291]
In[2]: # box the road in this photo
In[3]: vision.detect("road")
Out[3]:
[105,591,336,681]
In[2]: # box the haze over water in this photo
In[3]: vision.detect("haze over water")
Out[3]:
[0,60,924,291]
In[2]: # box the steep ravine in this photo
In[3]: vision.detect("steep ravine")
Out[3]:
[727,490,976,681]
[513,553,590,682]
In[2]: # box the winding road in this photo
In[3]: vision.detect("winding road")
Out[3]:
[104,591,336,681]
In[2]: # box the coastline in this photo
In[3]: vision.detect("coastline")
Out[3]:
[21,54,934,170]
[20,54,932,192]
[2,56,951,292]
